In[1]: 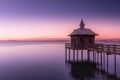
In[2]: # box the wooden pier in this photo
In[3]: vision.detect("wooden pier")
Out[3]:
[65,20,120,79]
[65,43,120,80]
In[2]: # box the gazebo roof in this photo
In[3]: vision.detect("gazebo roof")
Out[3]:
[69,19,98,36]
[69,28,97,36]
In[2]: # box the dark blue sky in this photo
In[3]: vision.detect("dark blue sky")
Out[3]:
[0,0,120,18]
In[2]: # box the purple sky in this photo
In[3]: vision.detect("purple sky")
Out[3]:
[0,0,120,39]
[0,0,120,17]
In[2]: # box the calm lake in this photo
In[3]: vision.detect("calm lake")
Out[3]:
[0,42,120,80]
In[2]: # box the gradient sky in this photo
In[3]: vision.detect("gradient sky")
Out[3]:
[0,0,120,40]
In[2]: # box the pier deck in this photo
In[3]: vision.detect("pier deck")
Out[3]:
[65,43,120,54]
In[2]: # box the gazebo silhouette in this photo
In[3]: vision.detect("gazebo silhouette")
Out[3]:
[69,19,98,49]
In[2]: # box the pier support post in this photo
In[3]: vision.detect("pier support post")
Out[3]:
[103,52,105,70]
[81,49,83,61]
[77,49,78,61]
[73,49,75,61]
[65,48,67,53]
[69,49,70,61]
[93,50,95,62]
[106,54,109,73]
[65,48,67,61]
[100,52,103,69]
[94,51,96,63]
[114,52,116,76]
[114,45,117,76]
[87,50,90,61]
[97,53,99,65]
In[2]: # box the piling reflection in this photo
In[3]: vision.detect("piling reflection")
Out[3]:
[66,60,120,80]
[67,61,97,80]
[65,49,120,80]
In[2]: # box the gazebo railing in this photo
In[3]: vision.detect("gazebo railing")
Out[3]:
[65,43,71,48]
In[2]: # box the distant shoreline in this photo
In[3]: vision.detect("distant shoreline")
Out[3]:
[0,39,120,43]
[0,38,120,42]
[0,40,70,42]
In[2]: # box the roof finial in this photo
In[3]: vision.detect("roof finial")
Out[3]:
[80,19,85,29]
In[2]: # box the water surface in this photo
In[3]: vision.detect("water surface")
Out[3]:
[0,42,119,80]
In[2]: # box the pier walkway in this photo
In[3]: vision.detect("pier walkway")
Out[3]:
[65,43,120,54]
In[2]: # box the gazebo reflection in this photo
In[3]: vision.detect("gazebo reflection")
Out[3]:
[66,60,120,80]
[66,60,97,80]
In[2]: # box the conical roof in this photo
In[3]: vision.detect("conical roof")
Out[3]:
[69,20,98,36]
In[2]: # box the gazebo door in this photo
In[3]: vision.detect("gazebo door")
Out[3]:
[83,37,89,49]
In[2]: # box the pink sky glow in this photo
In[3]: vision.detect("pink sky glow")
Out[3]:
[0,17,119,40]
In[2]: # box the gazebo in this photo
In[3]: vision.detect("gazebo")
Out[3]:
[69,19,98,49]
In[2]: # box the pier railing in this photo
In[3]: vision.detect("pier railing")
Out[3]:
[65,43,120,54]
[65,43,95,49]
[95,43,120,54]
[65,43,71,48]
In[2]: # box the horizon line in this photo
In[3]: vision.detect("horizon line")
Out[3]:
[0,38,120,42]
[0,37,120,40]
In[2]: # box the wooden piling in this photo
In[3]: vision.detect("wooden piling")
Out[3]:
[103,52,105,70]
[65,48,67,61]
[73,49,75,61]
[77,49,78,61]
[69,48,70,61]
[113,45,117,76]
[93,50,95,62]
[87,50,90,61]
[100,52,102,69]
[97,53,99,64]
[81,49,83,61]
[94,51,96,63]
[106,54,109,73]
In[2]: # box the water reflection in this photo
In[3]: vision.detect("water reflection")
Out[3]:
[66,61,97,80]
[66,60,120,80]
[65,49,120,80]
[0,42,70,80]
[0,42,120,80]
